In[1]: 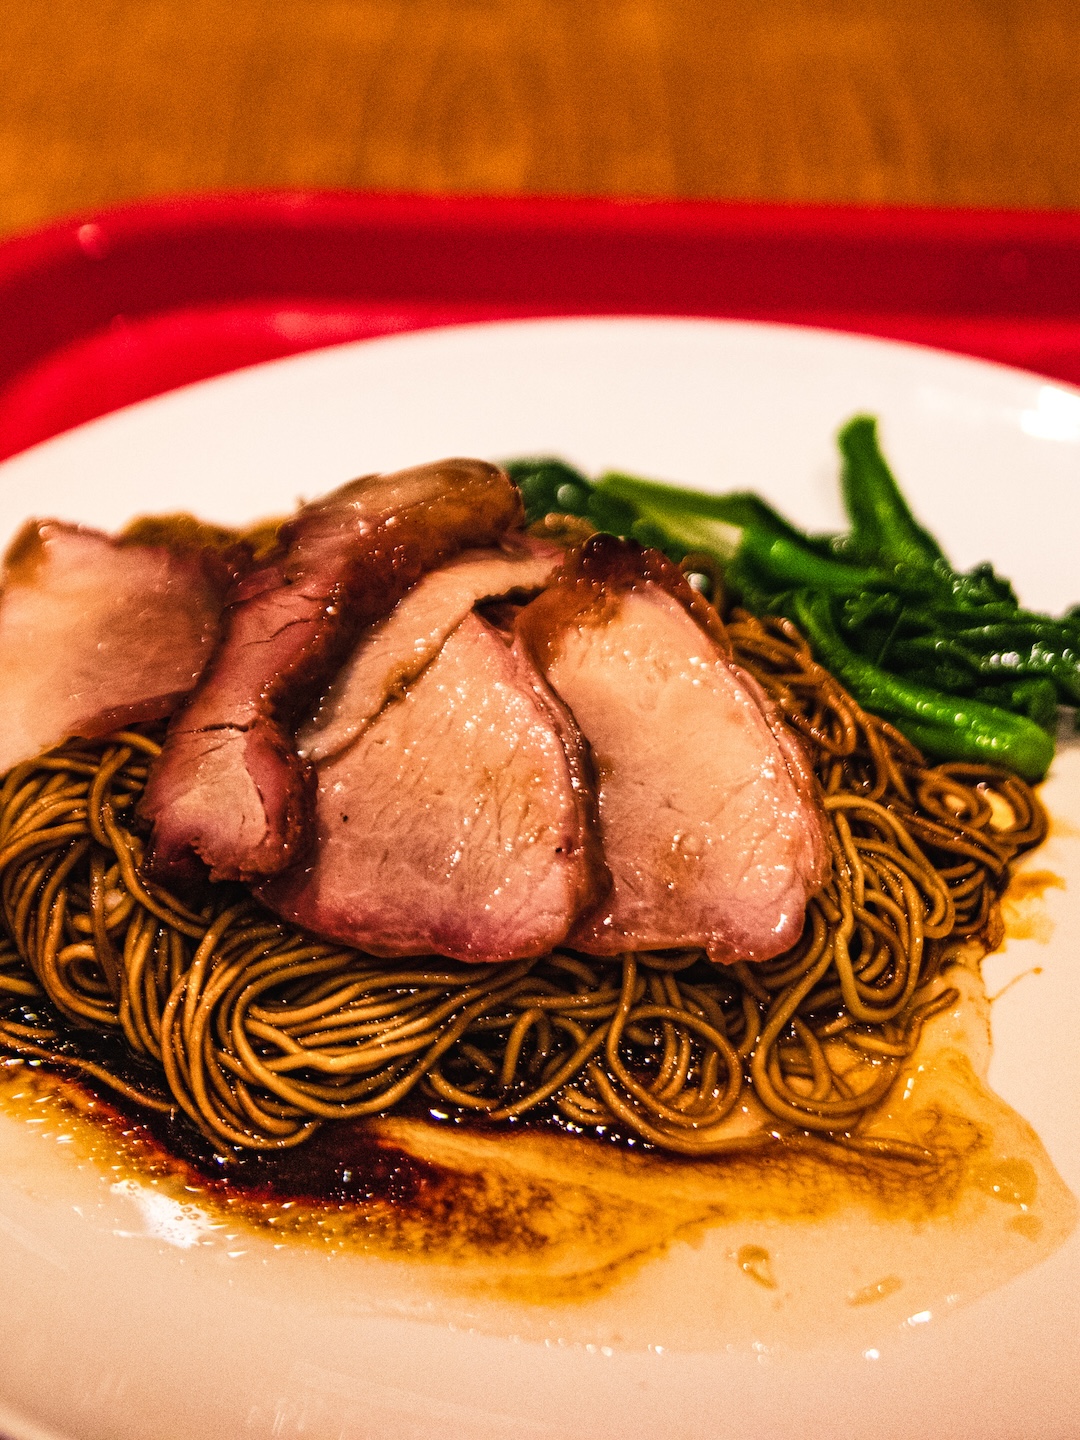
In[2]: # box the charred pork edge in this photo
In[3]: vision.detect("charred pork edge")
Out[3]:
[141,460,523,883]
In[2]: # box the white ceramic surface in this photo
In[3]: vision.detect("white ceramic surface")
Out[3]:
[0,318,1077,1440]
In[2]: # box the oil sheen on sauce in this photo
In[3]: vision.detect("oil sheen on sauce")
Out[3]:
[0,934,1074,1354]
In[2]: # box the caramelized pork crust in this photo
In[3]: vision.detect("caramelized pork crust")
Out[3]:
[259,612,607,963]
[0,520,229,775]
[517,535,829,964]
[140,460,523,883]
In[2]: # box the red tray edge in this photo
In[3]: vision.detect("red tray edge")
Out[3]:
[3,189,1080,462]
[5,188,1080,269]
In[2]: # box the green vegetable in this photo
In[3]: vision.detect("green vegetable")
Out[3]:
[970,679,1060,732]
[789,591,1055,782]
[597,472,913,595]
[505,423,1079,781]
[837,415,947,571]
[596,474,809,555]
[504,458,593,526]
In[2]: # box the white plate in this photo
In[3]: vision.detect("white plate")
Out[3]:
[0,318,1077,1440]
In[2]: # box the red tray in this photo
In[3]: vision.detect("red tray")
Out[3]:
[1,190,1079,463]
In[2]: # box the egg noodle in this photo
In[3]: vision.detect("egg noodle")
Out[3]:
[0,603,1045,1160]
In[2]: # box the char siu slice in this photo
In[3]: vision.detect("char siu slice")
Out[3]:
[0,521,229,775]
[140,459,522,883]
[517,536,829,965]
[258,611,606,963]
[298,537,562,765]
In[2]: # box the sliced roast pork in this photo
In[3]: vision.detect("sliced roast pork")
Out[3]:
[517,536,829,965]
[259,611,606,962]
[298,536,562,765]
[0,520,230,775]
[140,459,523,883]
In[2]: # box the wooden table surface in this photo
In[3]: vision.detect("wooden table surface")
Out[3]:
[1,0,1079,238]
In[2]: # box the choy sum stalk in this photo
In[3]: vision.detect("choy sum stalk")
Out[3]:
[506,422,1078,782]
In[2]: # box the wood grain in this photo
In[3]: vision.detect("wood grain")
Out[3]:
[1,0,1079,235]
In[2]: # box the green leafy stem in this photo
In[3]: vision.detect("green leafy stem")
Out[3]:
[506,417,1078,782]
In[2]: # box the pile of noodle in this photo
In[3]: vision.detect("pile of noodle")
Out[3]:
[0,601,1046,1159]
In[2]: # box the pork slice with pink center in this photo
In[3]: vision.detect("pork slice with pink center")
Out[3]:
[259,610,606,962]
[297,536,562,765]
[140,458,524,883]
[517,536,829,964]
[0,519,230,774]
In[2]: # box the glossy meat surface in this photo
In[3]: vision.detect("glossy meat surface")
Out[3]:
[517,537,829,964]
[260,611,606,962]
[141,459,522,882]
[298,537,561,765]
[0,520,227,774]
